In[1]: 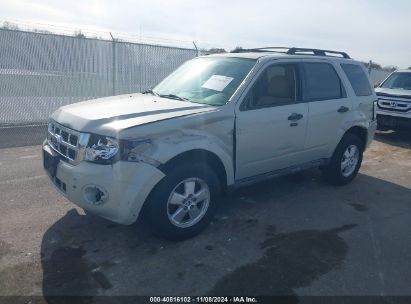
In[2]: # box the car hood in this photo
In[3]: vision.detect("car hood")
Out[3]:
[375,87,411,100]
[51,93,218,136]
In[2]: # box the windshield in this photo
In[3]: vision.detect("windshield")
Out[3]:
[381,72,411,90]
[152,57,256,106]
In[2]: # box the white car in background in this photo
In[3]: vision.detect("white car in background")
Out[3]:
[375,70,411,131]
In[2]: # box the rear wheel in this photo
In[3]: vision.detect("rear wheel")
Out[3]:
[323,134,363,186]
[142,162,221,241]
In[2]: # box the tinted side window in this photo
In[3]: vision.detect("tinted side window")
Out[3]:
[246,64,298,109]
[302,62,344,101]
[341,64,372,96]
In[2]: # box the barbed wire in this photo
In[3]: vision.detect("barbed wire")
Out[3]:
[0,18,220,50]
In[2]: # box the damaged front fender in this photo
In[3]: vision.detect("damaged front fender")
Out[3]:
[119,107,236,185]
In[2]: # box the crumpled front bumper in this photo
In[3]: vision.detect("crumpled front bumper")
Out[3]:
[43,142,165,225]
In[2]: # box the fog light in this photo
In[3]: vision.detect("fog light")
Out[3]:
[83,185,108,205]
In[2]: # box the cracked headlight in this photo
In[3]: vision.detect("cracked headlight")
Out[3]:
[84,135,119,164]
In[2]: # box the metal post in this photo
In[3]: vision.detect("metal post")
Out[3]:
[109,32,116,95]
[368,60,373,74]
[193,41,199,57]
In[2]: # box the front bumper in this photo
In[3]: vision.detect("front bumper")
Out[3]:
[377,113,411,129]
[43,142,165,225]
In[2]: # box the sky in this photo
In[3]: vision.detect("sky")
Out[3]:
[0,0,410,68]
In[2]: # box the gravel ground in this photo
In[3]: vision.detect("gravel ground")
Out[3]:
[0,131,410,301]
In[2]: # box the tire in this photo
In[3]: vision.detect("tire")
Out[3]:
[141,162,221,241]
[323,133,364,186]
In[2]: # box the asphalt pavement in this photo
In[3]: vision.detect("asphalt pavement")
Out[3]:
[0,131,411,300]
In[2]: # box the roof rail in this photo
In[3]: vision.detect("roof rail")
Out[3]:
[287,47,351,59]
[231,47,351,59]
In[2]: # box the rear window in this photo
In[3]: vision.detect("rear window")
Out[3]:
[341,64,372,96]
[302,62,345,101]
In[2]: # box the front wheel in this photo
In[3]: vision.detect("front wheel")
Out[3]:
[323,134,364,186]
[142,162,221,241]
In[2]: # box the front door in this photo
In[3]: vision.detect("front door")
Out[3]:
[235,62,308,180]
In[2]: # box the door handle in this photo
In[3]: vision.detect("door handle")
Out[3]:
[288,113,303,121]
[338,106,349,113]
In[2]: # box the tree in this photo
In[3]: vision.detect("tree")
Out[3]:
[362,60,382,71]
[361,61,397,72]
[74,30,86,38]
[232,46,244,52]
[1,21,19,30]
[206,48,226,54]
[382,66,398,72]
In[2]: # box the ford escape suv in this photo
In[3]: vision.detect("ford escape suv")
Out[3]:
[375,70,411,130]
[43,47,377,240]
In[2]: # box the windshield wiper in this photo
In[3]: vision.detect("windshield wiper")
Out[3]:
[158,94,190,102]
[142,89,159,96]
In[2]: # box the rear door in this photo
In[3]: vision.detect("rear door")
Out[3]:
[235,61,309,180]
[302,60,352,159]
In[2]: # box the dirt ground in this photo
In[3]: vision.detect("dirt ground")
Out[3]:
[0,131,410,301]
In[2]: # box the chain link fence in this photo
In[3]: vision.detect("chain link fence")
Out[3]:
[0,28,197,147]
[369,68,391,86]
[0,27,396,148]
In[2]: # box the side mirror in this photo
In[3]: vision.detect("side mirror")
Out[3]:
[374,83,380,88]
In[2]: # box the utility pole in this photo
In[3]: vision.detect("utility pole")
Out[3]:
[109,32,116,95]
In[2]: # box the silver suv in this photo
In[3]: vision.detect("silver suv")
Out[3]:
[375,70,411,131]
[43,47,377,240]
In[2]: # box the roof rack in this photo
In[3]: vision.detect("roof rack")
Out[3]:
[231,47,351,59]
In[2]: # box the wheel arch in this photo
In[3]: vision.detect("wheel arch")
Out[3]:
[158,149,228,194]
[343,125,368,150]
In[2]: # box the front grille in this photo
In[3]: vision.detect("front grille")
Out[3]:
[377,98,411,113]
[47,121,89,165]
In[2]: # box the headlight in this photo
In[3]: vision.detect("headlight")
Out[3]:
[84,135,119,163]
